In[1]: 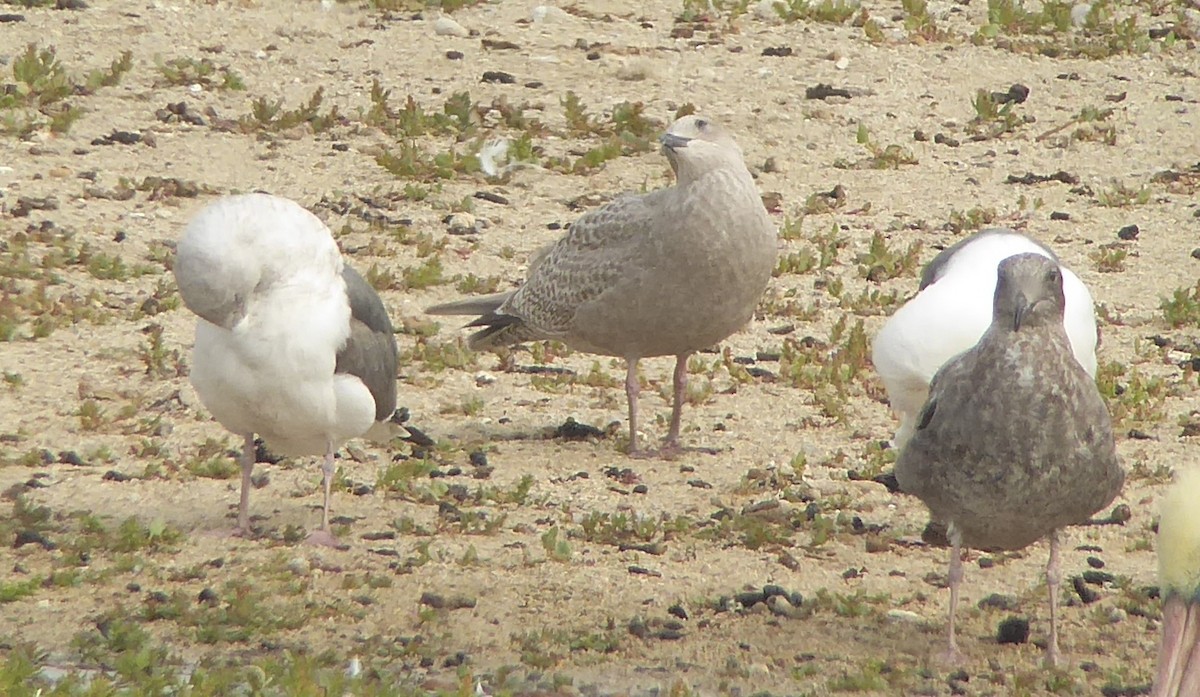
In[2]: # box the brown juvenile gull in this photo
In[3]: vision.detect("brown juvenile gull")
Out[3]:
[426,115,777,456]
[174,193,400,546]
[1151,467,1200,697]
[895,253,1123,666]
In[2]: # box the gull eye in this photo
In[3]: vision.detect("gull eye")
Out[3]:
[695,118,708,130]
[1046,267,1061,284]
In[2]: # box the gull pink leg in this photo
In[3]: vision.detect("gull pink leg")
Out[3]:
[1153,595,1200,697]
[661,352,691,456]
[305,447,343,548]
[235,432,255,536]
[1044,530,1065,667]
[937,530,966,666]
[625,359,643,456]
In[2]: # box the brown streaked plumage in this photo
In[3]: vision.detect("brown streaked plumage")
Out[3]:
[428,115,777,456]
[896,252,1123,666]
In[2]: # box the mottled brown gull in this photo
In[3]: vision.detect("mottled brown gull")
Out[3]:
[895,253,1123,666]
[1152,467,1200,697]
[174,193,400,546]
[427,115,777,456]
[872,228,1099,449]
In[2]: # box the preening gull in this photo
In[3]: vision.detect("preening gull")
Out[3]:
[872,228,1098,449]
[174,193,399,546]
[1152,467,1200,697]
[895,253,1123,666]
[427,115,777,456]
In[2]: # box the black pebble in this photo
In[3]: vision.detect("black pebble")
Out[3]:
[735,590,765,607]
[445,50,464,60]
[633,484,648,494]
[126,582,141,593]
[1072,575,1101,603]
[554,417,603,440]
[1117,224,1139,240]
[996,616,1030,644]
[668,603,688,619]
[102,470,132,482]
[198,588,219,605]
[977,593,1018,611]
[469,451,488,467]
[1087,556,1105,569]
[1083,570,1115,585]
[1050,211,1071,221]
[481,71,515,84]
[762,46,793,57]
[14,529,54,550]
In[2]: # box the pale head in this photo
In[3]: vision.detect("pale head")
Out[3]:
[1159,466,1200,600]
[658,115,746,183]
[1151,466,1200,697]
[992,252,1066,332]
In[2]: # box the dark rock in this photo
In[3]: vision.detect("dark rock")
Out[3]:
[762,46,793,57]
[734,590,765,607]
[993,83,1030,104]
[977,593,1019,611]
[996,616,1030,644]
[445,50,464,60]
[474,191,509,205]
[1082,570,1115,585]
[1050,211,1071,221]
[14,529,54,550]
[805,83,852,100]
[1087,556,1105,569]
[1117,224,1139,240]
[481,70,515,84]
[198,587,219,605]
[1072,575,1101,603]
[553,417,603,441]
[102,470,132,482]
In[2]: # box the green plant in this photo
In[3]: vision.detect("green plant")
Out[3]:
[155,56,245,90]
[1162,281,1200,327]
[834,125,918,170]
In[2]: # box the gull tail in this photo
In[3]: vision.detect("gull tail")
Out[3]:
[426,292,542,351]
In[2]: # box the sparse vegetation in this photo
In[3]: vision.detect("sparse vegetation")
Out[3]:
[834,125,918,170]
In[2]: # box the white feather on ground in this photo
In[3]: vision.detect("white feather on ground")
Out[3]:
[173,193,399,546]
[871,228,1099,448]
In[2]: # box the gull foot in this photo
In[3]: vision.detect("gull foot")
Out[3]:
[304,529,348,549]
[933,646,965,668]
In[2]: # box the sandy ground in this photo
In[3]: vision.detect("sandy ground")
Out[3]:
[1,0,1199,694]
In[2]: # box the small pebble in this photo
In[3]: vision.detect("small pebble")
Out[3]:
[434,16,470,37]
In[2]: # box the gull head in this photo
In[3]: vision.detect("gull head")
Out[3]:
[992,252,1065,332]
[659,115,746,181]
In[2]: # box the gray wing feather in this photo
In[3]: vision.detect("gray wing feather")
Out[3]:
[421,193,658,351]
[504,192,658,335]
[337,265,398,421]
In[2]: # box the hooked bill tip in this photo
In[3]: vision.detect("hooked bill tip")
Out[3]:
[659,132,691,150]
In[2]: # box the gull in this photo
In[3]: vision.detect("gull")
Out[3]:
[174,193,399,546]
[427,115,777,456]
[872,228,1098,449]
[895,253,1123,666]
[1151,467,1200,697]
